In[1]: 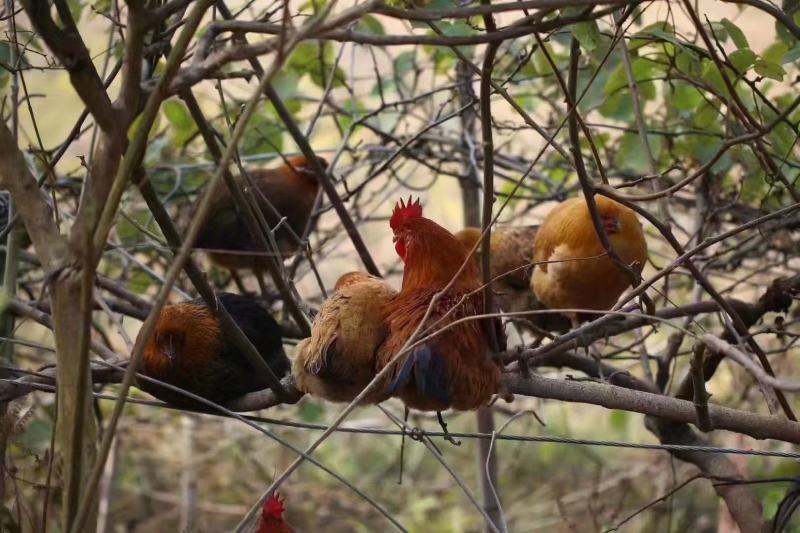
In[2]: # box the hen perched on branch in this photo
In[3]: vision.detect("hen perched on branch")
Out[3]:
[532,195,648,323]
[377,198,504,438]
[293,271,396,403]
[194,155,327,272]
[455,225,570,335]
[136,292,290,408]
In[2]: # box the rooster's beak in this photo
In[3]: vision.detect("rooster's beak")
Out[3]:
[392,235,398,243]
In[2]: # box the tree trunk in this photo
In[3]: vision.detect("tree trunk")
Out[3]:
[51,276,98,532]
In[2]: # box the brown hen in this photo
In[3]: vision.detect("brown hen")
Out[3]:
[293,272,396,403]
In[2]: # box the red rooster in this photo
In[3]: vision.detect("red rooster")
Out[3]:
[377,198,503,438]
[257,493,295,533]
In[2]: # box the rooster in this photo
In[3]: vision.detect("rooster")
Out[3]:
[257,493,295,533]
[377,198,503,438]
[531,195,648,323]
[194,155,327,273]
[455,225,570,335]
[137,293,290,408]
[293,272,396,403]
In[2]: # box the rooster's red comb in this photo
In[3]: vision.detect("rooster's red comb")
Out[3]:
[390,196,423,230]
[263,492,285,520]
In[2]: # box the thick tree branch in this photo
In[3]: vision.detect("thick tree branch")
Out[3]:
[506,374,800,443]
[0,122,64,266]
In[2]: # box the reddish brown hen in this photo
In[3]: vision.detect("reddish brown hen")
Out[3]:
[137,293,290,409]
[194,155,328,271]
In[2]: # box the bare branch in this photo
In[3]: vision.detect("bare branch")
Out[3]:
[0,122,63,266]
[506,374,800,444]
[20,0,117,132]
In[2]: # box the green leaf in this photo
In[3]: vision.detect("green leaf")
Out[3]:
[394,50,415,76]
[355,14,385,35]
[311,64,346,88]
[571,20,601,51]
[721,18,749,49]
[782,44,800,63]
[0,41,29,69]
[775,14,800,46]
[287,40,344,88]
[614,132,662,174]
[693,103,719,129]
[598,92,633,121]
[128,270,153,294]
[427,20,475,59]
[603,57,656,96]
[728,48,756,72]
[66,0,84,21]
[700,59,728,96]
[162,100,197,147]
[271,70,300,101]
[335,99,368,131]
[17,419,53,449]
[609,410,629,434]
[674,50,700,75]
[423,46,457,75]
[116,210,153,245]
[0,41,30,92]
[708,21,728,42]
[577,58,614,112]
[649,28,689,50]
[127,111,161,144]
[0,43,10,90]
[163,100,193,130]
[241,104,284,155]
[299,0,327,14]
[763,41,789,64]
[630,22,676,50]
[287,41,324,73]
[692,139,732,174]
[671,81,703,111]
[754,58,786,81]
[771,126,794,158]
[299,400,323,422]
[92,0,113,14]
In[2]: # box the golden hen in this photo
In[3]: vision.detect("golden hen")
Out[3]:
[531,195,647,321]
[293,272,396,403]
